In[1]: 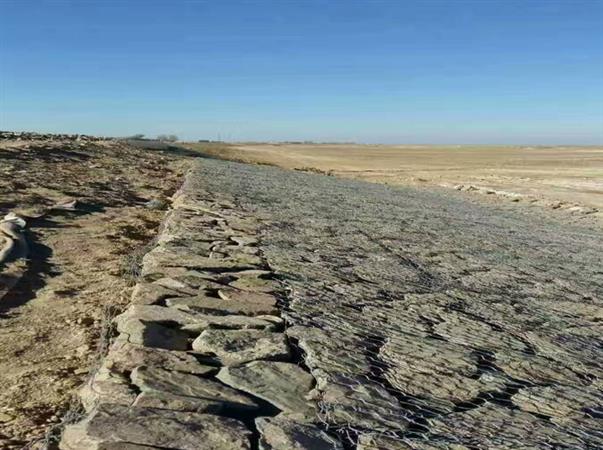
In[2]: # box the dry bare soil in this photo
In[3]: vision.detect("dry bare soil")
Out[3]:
[0,135,195,447]
[187,143,603,223]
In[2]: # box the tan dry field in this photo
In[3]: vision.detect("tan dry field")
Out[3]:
[188,143,603,222]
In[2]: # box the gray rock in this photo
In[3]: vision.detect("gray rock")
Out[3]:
[511,385,602,418]
[192,329,290,365]
[78,365,136,412]
[142,250,259,276]
[228,276,278,293]
[59,403,252,449]
[217,361,316,419]
[168,291,279,316]
[429,403,584,448]
[131,366,258,412]
[181,314,284,333]
[116,318,189,350]
[151,277,198,295]
[105,340,214,375]
[130,282,186,305]
[114,304,204,327]
[256,416,343,450]
[357,434,469,449]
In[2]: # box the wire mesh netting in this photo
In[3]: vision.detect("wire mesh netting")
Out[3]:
[194,159,603,449]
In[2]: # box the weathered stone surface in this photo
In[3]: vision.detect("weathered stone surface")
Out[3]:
[511,385,602,418]
[378,335,497,411]
[132,391,225,413]
[116,318,189,350]
[428,404,584,448]
[494,351,588,386]
[181,314,284,333]
[142,250,259,276]
[319,377,409,433]
[79,365,136,412]
[217,361,315,418]
[105,340,214,375]
[59,403,252,450]
[130,282,185,305]
[150,277,198,295]
[256,416,343,450]
[357,434,469,450]
[131,366,258,412]
[94,444,159,450]
[115,304,204,327]
[116,303,282,333]
[192,329,290,365]
[228,276,278,293]
[168,292,279,316]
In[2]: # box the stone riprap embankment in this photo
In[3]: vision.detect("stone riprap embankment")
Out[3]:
[186,159,602,449]
[59,165,343,449]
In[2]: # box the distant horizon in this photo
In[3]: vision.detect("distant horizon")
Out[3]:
[1,1,602,145]
[4,128,602,147]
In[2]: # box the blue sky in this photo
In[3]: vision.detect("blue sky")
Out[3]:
[1,0,602,144]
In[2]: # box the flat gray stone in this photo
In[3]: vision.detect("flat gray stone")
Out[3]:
[78,365,136,412]
[217,361,316,419]
[168,291,279,316]
[132,391,228,413]
[105,340,214,375]
[192,329,290,366]
[131,366,258,412]
[227,276,278,293]
[130,282,185,305]
[181,314,284,333]
[59,403,251,450]
[151,277,198,295]
[115,304,204,327]
[256,416,343,450]
[142,250,258,276]
[116,318,189,350]
[119,302,283,333]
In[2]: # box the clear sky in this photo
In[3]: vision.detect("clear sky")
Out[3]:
[1,0,602,144]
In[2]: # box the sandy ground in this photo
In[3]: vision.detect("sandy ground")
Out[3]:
[187,143,603,223]
[0,138,194,448]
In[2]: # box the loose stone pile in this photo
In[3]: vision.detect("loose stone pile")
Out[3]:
[0,131,105,142]
[59,165,343,449]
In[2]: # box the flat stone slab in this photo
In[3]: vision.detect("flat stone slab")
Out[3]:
[256,416,343,450]
[116,304,282,332]
[105,340,214,375]
[217,361,316,419]
[167,292,279,317]
[228,276,278,293]
[131,366,259,412]
[181,315,284,333]
[79,365,137,412]
[142,250,260,276]
[116,318,189,350]
[429,403,584,448]
[115,304,206,327]
[192,329,290,366]
[59,403,251,450]
[130,282,187,305]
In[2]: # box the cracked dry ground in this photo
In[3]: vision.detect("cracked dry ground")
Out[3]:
[191,159,603,449]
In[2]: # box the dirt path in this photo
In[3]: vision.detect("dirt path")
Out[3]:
[191,158,603,448]
[0,136,194,447]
